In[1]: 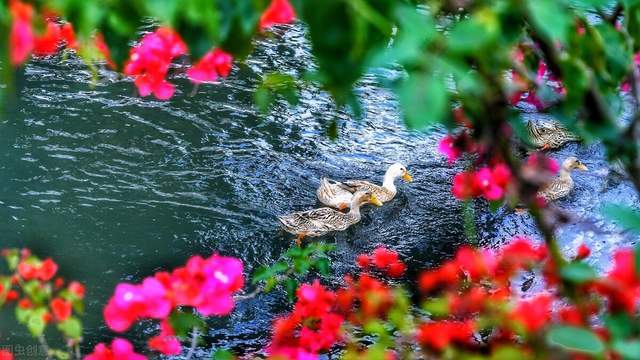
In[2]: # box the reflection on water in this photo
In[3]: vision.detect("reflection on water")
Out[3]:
[1,24,638,356]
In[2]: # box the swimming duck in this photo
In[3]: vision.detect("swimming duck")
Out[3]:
[538,157,588,201]
[316,163,412,210]
[526,120,579,150]
[278,191,383,246]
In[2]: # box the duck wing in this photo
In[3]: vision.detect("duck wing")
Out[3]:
[342,180,393,202]
[317,178,354,209]
[539,178,573,201]
[278,207,347,235]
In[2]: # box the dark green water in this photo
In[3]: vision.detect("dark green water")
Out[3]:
[2,24,638,359]
[0,26,466,357]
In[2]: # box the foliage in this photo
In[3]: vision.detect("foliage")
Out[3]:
[5,0,640,359]
[0,249,85,360]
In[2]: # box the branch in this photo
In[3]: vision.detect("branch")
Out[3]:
[184,328,200,360]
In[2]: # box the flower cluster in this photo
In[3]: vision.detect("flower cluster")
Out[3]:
[356,246,406,278]
[268,280,344,357]
[85,338,146,360]
[0,248,85,349]
[103,254,244,355]
[7,0,296,100]
[438,131,477,165]
[451,163,512,201]
[123,27,187,100]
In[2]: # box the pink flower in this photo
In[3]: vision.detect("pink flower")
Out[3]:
[148,319,181,355]
[85,338,146,360]
[260,0,296,30]
[9,1,34,66]
[452,171,480,200]
[124,27,187,100]
[475,167,504,201]
[104,284,147,332]
[187,48,233,84]
[438,135,461,164]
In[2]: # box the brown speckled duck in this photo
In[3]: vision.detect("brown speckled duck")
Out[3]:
[527,120,580,150]
[278,191,383,246]
[316,163,412,210]
[538,157,588,201]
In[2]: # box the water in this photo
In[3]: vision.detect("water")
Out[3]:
[1,24,638,358]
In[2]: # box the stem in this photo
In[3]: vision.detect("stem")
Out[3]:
[38,335,51,360]
[184,327,200,360]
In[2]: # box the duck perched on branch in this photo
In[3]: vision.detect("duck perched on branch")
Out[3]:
[316,163,412,210]
[538,157,588,202]
[526,120,580,150]
[278,191,383,246]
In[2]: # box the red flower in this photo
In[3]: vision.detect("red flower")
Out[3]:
[85,338,146,360]
[295,280,335,318]
[18,298,32,309]
[187,48,233,84]
[452,171,480,200]
[575,243,591,260]
[418,261,460,293]
[33,20,62,56]
[416,320,474,351]
[60,23,78,50]
[0,350,13,360]
[509,294,553,333]
[94,33,116,69]
[260,0,296,30]
[6,290,19,302]
[356,254,370,268]
[68,281,86,299]
[148,320,181,355]
[51,297,72,322]
[37,258,58,281]
[387,261,406,278]
[17,261,37,280]
[9,0,34,65]
[372,247,399,269]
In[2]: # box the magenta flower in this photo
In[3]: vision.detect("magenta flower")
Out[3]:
[85,338,146,360]
[9,1,34,66]
[187,48,234,84]
[438,135,461,164]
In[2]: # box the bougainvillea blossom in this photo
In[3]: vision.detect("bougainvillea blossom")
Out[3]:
[260,0,296,30]
[187,48,233,84]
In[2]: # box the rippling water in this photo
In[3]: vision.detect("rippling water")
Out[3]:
[1,23,639,357]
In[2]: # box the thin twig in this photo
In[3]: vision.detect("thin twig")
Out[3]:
[184,327,200,360]
[38,335,51,360]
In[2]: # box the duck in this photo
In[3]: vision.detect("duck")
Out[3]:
[278,191,383,246]
[526,120,580,150]
[538,157,588,201]
[316,163,412,210]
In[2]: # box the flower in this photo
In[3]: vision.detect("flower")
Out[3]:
[68,281,86,299]
[38,258,58,281]
[60,23,78,50]
[452,171,480,200]
[509,294,553,333]
[575,243,591,260]
[50,297,72,322]
[94,33,115,69]
[17,258,58,281]
[387,261,406,278]
[9,0,34,65]
[148,319,181,355]
[0,350,12,360]
[416,320,474,351]
[356,254,370,268]
[260,0,296,30]
[33,20,62,56]
[372,247,399,269]
[85,338,146,360]
[438,135,462,164]
[187,48,233,84]
[124,27,187,100]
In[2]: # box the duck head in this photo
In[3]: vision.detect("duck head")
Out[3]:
[352,190,383,207]
[387,162,413,182]
[562,157,588,172]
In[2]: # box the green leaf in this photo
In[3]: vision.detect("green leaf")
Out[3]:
[527,0,570,43]
[602,204,640,233]
[314,257,330,275]
[613,340,640,360]
[251,265,273,284]
[15,306,32,324]
[547,326,605,354]
[168,311,205,338]
[399,73,448,130]
[560,262,597,284]
[605,313,633,340]
[448,12,498,53]
[57,317,83,340]
[212,349,235,360]
[27,308,47,337]
[284,278,298,303]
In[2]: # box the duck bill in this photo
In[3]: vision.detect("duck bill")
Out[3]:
[577,164,588,171]
[369,195,383,207]
[402,172,413,182]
